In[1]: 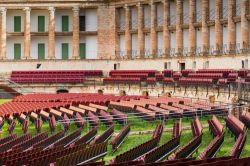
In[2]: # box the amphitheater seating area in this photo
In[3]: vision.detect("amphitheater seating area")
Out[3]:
[0,93,248,165]
[8,69,250,86]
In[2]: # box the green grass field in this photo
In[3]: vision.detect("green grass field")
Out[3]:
[0,100,248,162]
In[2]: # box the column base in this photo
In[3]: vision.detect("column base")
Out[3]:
[23,56,32,60]
[71,56,81,60]
[0,57,7,60]
[48,56,56,60]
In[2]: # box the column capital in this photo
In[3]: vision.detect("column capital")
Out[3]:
[48,6,55,13]
[136,2,142,7]
[23,7,31,12]
[124,4,130,10]
[73,6,80,12]
[150,0,155,6]
[0,7,6,14]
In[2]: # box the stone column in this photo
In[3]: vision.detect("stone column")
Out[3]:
[0,8,6,59]
[24,7,31,59]
[162,0,170,57]
[150,1,157,58]
[214,0,223,54]
[137,3,144,58]
[228,0,236,53]
[241,0,249,51]
[48,7,55,59]
[176,0,183,56]
[72,6,80,59]
[202,0,209,54]
[124,5,132,59]
[189,0,196,55]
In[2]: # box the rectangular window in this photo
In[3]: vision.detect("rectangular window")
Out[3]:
[38,43,45,60]
[14,43,21,60]
[14,16,21,32]
[61,43,69,60]
[79,16,85,31]
[79,43,86,59]
[62,16,69,32]
[38,16,45,32]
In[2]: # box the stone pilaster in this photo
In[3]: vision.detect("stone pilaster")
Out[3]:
[162,0,170,57]
[150,1,157,58]
[189,0,196,55]
[24,7,31,59]
[176,0,183,56]
[214,0,223,53]
[137,3,144,58]
[48,7,55,59]
[0,8,6,60]
[72,6,80,59]
[241,0,249,51]
[202,0,209,54]
[228,0,236,52]
[124,5,132,59]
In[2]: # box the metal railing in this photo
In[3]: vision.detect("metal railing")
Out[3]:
[236,3,241,16]
[119,21,126,31]
[209,9,215,21]
[223,6,228,18]
[131,19,138,30]
[183,12,189,24]
[157,16,164,27]
[144,18,151,28]
[170,15,176,25]
[196,10,202,22]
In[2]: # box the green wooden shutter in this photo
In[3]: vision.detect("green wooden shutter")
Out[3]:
[14,16,21,32]
[79,43,86,59]
[79,16,85,31]
[14,43,21,60]
[38,43,45,60]
[38,16,45,32]
[61,43,69,60]
[62,16,69,32]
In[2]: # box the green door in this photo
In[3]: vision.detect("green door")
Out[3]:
[79,43,86,59]
[14,16,21,32]
[14,43,21,60]
[61,43,69,60]
[38,43,45,60]
[62,16,69,32]
[38,16,45,32]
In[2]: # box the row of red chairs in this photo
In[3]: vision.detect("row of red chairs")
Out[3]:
[240,110,250,130]
[103,77,141,84]
[169,134,203,160]
[109,70,156,77]
[74,127,98,145]
[198,132,225,160]
[92,125,114,145]
[53,129,81,148]
[12,132,48,151]
[208,116,224,137]
[55,142,107,166]
[188,73,223,80]
[152,124,164,139]
[230,132,247,158]
[110,108,128,125]
[110,136,160,164]
[179,78,213,85]
[225,114,245,137]
[12,70,103,76]
[98,110,113,126]
[191,118,203,137]
[111,125,130,153]
[143,136,180,164]
[33,131,64,149]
